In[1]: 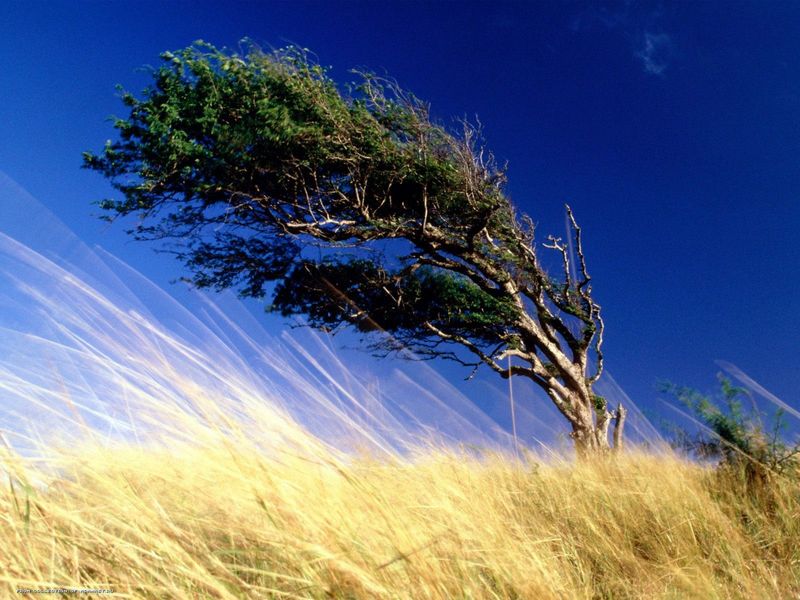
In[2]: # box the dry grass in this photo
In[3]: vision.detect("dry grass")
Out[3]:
[1,231,798,598]
[2,436,798,599]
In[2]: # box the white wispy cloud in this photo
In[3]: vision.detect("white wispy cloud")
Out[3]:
[635,32,673,76]
[571,5,675,77]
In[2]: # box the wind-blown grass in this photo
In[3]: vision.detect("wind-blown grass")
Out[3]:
[2,437,799,598]
[0,197,798,598]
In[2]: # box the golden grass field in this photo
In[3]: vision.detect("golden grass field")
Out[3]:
[1,233,798,599]
[3,432,799,599]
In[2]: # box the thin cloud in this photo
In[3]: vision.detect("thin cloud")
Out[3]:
[635,32,673,76]
[571,5,675,76]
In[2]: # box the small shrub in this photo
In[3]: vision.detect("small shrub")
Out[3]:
[660,374,800,491]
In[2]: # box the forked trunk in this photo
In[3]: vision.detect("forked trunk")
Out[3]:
[565,388,627,460]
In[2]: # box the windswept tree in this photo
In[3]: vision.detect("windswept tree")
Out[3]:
[85,42,625,457]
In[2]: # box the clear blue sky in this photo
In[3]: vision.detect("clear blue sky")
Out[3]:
[1,1,798,422]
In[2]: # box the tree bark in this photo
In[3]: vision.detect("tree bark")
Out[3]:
[563,388,625,460]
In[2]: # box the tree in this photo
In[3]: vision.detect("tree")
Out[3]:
[84,42,625,457]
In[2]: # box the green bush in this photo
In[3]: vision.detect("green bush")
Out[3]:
[660,374,799,489]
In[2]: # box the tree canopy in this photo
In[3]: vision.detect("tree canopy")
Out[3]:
[85,41,625,456]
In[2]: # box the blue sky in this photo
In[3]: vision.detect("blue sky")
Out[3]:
[1,1,798,427]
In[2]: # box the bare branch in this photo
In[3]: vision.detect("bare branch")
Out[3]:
[588,310,605,384]
[422,321,505,375]
[566,204,591,295]
[543,235,572,294]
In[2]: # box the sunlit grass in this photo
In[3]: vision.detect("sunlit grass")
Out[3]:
[1,228,799,598]
[3,428,799,598]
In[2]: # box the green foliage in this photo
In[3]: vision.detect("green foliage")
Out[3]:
[81,41,532,364]
[660,374,800,485]
[84,40,612,451]
[84,41,506,242]
[272,261,518,345]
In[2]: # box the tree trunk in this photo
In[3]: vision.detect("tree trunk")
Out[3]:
[565,388,626,460]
